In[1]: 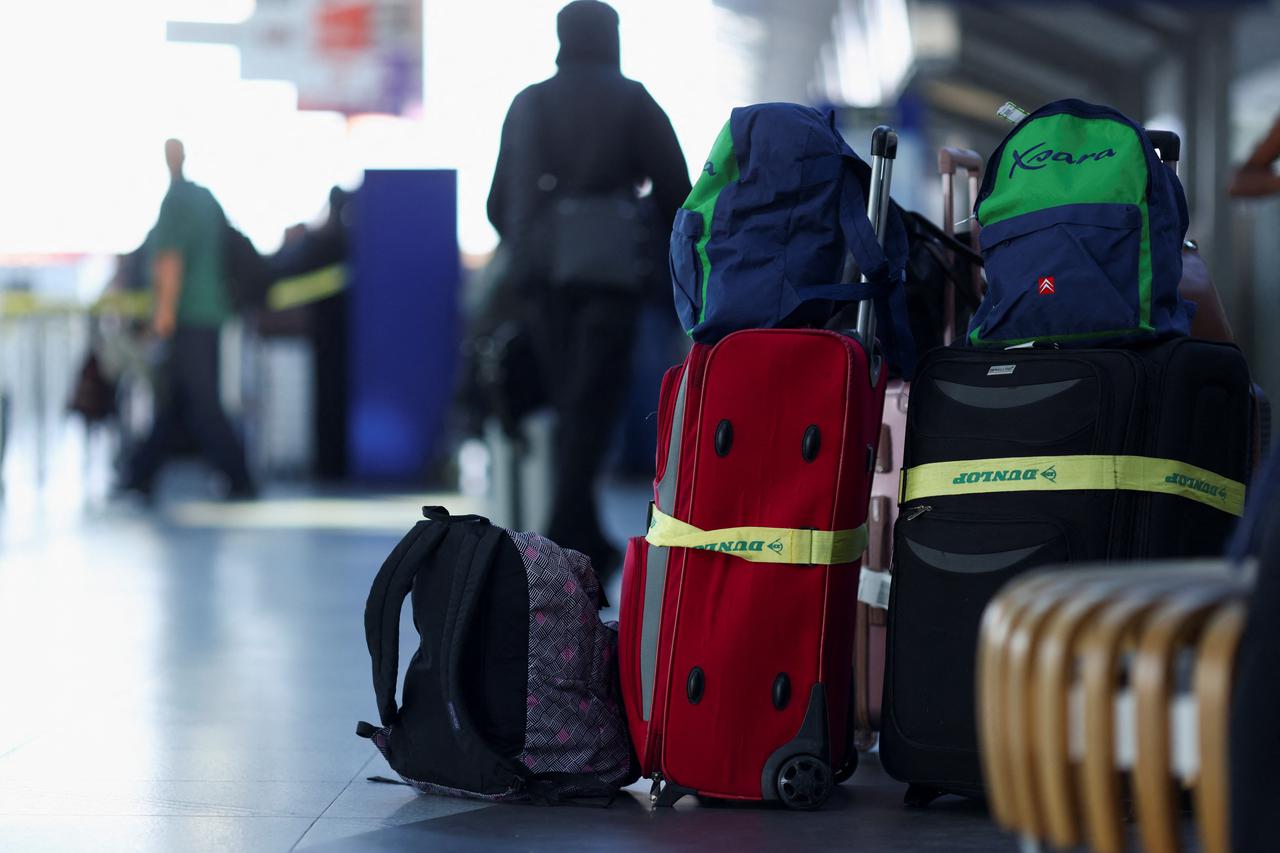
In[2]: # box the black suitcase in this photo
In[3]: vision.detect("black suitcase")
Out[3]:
[879,338,1253,800]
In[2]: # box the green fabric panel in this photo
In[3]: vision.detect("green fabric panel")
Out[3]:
[976,113,1154,342]
[151,180,230,328]
[681,120,739,326]
[978,114,1147,225]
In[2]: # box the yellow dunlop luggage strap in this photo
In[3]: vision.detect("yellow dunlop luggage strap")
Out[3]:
[645,504,868,565]
[899,454,1245,517]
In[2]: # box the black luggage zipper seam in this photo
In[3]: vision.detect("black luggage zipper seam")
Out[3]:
[1130,349,1148,558]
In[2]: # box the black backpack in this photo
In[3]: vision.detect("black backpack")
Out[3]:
[899,208,984,359]
[356,507,636,802]
[835,207,984,366]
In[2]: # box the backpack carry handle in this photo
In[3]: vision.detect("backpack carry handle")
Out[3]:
[364,519,449,726]
[1146,130,1180,174]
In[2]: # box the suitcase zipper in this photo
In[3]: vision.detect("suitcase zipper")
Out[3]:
[903,505,932,521]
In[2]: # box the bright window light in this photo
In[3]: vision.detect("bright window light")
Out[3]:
[0,0,746,261]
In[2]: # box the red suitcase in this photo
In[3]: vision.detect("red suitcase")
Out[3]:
[852,146,985,747]
[619,127,898,809]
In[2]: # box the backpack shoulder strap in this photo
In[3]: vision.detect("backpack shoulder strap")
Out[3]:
[364,515,449,726]
[836,151,894,287]
[438,522,505,733]
[794,154,918,378]
[435,521,533,788]
[829,158,919,378]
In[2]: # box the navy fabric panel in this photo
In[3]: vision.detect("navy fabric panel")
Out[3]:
[669,209,703,333]
[682,103,912,373]
[976,203,1142,342]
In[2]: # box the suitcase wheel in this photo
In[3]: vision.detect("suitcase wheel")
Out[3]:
[903,784,945,808]
[776,754,832,810]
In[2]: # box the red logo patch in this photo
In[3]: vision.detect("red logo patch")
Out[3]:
[1038,276,1055,295]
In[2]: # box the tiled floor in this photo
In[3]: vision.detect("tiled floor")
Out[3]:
[0,482,1013,852]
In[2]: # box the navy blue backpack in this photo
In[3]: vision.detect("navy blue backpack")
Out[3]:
[670,103,915,376]
[968,99,1194,347]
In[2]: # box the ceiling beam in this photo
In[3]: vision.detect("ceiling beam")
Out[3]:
[953,5,1144,115]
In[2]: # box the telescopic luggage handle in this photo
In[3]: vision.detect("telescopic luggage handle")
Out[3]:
[855,125,898,372]
[939,147,983,176]
[829,123,911,382]
[939,146,985,345]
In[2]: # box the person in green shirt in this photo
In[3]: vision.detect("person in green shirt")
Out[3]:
[120,139,255,500]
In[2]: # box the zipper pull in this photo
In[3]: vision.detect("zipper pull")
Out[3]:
[904,505,932,521]
[996,101,1029,124]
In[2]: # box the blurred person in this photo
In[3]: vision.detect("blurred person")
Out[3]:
[1230,114,1280,198]
[119,139,255,501]
[486,0,690,573]
[271,186,352,480]
[272,186,351,278]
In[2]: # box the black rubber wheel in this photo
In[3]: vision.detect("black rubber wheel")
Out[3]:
[776,754,833,810]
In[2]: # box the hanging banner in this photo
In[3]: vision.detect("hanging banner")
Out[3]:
[168,0,423,116]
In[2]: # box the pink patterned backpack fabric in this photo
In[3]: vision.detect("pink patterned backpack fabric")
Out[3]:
[357,506,636,802]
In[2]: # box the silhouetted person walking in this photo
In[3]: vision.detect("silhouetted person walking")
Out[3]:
[487,0,690,573]
[122,139,255,500]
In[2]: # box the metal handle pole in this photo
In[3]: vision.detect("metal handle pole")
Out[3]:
[855,126,898,351]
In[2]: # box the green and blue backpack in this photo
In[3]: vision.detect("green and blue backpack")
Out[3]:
[669,103,915,376]
[969,99,1194,347]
